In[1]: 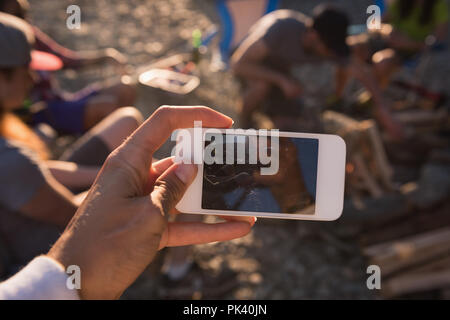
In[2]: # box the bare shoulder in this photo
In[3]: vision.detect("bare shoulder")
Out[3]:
[231,36,268,64]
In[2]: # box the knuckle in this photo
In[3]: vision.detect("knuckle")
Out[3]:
[154,105,174,127]
[102,150,145,194]
[103,151,123,170]
[155,105,173,117]
[153,176,185,214]
[195,106,212,122]
[147,201,168,228]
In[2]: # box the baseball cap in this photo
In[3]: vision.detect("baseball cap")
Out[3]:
[312,4,350,59]
[0,12,62,70]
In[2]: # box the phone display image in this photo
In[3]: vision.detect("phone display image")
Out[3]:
[201,134,318,215]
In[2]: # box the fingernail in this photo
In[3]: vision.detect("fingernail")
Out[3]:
[175,163,197,184]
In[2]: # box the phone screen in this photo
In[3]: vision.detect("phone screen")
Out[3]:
[201,134,318,214]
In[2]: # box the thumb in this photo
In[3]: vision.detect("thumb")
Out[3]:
[151,163,198,216]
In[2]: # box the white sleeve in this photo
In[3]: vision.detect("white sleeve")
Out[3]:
[0,256,80,300]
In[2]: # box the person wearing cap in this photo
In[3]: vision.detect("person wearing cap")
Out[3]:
[0,0,136,135]
[231,5,404,140]
[0,12,144,272]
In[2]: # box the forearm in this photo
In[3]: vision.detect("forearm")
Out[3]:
[47,160,100,190]
[33,26,83,68]
[33,29,113,69]
[73,50,108,67]
[388,31,425,51]
[76,48,126,68]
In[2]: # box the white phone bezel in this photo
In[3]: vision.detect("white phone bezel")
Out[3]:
[175,129,346,221]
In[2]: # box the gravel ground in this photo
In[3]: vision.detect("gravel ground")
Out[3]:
[27,0,449,299]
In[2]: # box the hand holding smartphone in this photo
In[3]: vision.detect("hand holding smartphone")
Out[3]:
[174,127,346,221]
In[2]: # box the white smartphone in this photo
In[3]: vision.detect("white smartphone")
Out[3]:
[174,128,346,221]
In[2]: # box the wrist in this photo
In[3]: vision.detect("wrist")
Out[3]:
[47,236,119,300]
[47,241,89,299]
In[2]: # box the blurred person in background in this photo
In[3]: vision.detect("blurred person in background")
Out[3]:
[232,4,405,140]
[0,12,142,273]
[0,0,136,134]
[348,0,448,88]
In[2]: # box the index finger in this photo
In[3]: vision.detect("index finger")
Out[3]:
[120,106,233,166]
[219,215,257,227]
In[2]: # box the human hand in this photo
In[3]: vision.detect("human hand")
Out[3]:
[278,77,302,99]
[47,106,256,299]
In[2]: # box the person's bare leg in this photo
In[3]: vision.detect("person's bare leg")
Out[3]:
[83,82,137,130]
[88,106,143,151]
[83,97,118,131]
[58,106,143,176]
[98,82,137,107]
[239,80,271,128]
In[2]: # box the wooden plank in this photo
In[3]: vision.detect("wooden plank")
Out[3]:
[364,227,450,276]
[382,256,450,298]
[361,120,393,190]
[393,108,447,126]
[352,153,383,198]
[360,202,450,246]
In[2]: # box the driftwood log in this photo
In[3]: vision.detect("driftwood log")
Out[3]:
[322,111,394,198]
[360,201,450,246]
[381,255,450,298]
[363,227,450,276]
[363,225,450,298]
[393,108,449,128]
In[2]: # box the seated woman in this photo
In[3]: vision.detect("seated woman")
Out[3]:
[0,0,136,134]
[348,0,448,87]
[0,13,142,274]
